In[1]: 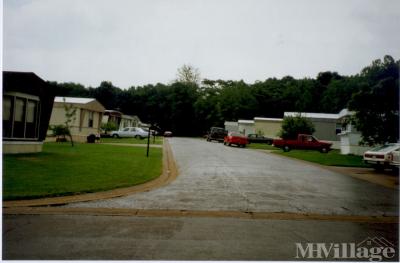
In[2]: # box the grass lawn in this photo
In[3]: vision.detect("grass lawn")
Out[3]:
[3,142,162,200]
[100,136,163,145]
[273,149,369,168]
[247,143,277,151]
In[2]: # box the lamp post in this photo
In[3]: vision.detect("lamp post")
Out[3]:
[146,124,151,157]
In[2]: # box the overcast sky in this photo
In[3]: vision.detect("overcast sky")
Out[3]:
[3,0,400,89]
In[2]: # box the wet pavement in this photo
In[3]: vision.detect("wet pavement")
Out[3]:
[3,214,398,260]
[67,138,398,216]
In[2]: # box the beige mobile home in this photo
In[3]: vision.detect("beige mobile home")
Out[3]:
[49,97,105,142]
[254,117,283,138]
[120,115,140,130]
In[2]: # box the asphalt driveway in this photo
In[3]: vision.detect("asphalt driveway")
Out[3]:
[67,138,398,216]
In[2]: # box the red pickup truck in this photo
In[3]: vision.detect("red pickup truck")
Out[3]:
[273,134,332,153]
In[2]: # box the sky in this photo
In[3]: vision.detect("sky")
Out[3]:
[3,0,400,89]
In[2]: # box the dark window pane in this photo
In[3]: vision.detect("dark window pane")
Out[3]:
[25,100,38,138]
[3,96,13,137]
[13,98,26,138]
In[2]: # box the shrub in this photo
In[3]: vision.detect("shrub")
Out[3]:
[101,122,118,134]
[279,115,315,139]
[50,124,71,141]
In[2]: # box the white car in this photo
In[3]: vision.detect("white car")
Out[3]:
[363,143,400,170]
[110,127,149,139]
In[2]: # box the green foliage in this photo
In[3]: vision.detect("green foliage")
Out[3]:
[279,116,315,139]
[275,149,368,168]
[49,56,398,138]
[50,124,70,138]
[101,122,118,133]
[349,55,399,145]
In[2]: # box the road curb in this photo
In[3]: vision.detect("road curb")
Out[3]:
[3,139,178,208]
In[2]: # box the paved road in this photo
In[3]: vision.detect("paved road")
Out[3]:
[67,138,398,216]
[4,138,399,260]
[3,214,398,260]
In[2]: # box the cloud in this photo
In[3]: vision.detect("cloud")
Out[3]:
[3,0,400,88]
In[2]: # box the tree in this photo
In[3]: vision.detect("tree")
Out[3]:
[90,81,122,110]
[279,115,315,139]
[176,64,201,85]
[63,98,77,147]
[349,55,399,145]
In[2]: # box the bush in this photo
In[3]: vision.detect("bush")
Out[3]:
[50,124,70,141]
[279,116,315,139]
[101,122,118,134]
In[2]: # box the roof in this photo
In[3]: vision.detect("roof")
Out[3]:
[3,71,49,96]
[55,97,95,104]
[284,112,339,119]
[121,114,139,120]
[238,119,254,124]
[54,96,105,112]
[338,108,355,119]
[224,121,238,125]
[254,117,283,122]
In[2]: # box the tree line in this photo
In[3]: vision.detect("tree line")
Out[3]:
[48,55,399,144]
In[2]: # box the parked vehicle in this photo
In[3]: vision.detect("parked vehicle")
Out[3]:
[247,134,273,144]
[164,131,173,137]
[224,132,248,147]
[110,127,149,139]
[273,134,332,153]
[363,143,400,170]
[207,127,227,142]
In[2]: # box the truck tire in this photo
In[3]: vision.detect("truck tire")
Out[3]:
[112,134,119,138]
[373,164,384,171]
[134,135,140,139]
[283,145,290,152]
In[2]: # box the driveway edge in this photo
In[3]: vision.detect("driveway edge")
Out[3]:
[3,139,178,208]
[3,207,398,223]
[253,149,398,189]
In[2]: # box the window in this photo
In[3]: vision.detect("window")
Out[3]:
[26,100,38,138]
[3,93,40,140]
[26,101,36,123]
[88,111,94,128]
[3,96,13,137]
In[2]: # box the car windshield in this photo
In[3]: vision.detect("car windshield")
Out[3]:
[370,144,400,152]
[229,132,242,137]
[211,127,225,133]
